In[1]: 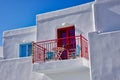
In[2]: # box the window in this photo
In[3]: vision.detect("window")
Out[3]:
[19,42,32,57]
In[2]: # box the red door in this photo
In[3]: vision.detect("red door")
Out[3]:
[57,25,76,59]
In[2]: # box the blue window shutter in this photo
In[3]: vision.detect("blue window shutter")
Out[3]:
[28,44,32,56]
[19,44,27,57]
[19,42,32,57]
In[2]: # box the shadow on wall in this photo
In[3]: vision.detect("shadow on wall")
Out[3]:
[0,46,3,58]
[0,57,32,80]
[95,0,120,32]
[89,31,120,80]
[0,57,3,60]
[31,72,52,80]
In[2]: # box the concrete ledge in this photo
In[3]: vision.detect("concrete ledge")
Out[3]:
[33,58,89,73]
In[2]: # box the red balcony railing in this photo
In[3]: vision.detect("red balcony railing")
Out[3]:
[32,34,88,63]
[32,43,46,63]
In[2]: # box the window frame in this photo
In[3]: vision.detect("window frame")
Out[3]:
[19,42,32,57]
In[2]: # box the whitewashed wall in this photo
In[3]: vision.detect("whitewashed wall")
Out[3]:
[89,30,120,80]
[0,57,32,80]
[95,0,119,4]
[33,58,90,80]
[94,0,120,32]
[36,2,94,42]
[31,72,52,80]
[3,26,36,59]
[0,46,3,58]
[45,67,90,80]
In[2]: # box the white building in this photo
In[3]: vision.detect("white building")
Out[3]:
[0,46,3,59]
[0,0,120,80]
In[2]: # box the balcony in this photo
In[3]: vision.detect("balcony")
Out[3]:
[32,34,89,64]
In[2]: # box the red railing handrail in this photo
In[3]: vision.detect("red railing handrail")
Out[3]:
[36,35,80,44]
[80,34,88,41]
[33,42,47,50]
[32,42,46,63]
[32,34,89,63]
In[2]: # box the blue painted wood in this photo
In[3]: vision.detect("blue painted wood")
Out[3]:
[19,45,27,57]
[46,52,54,60]
[76,45,81,56]
[19,42,32,57]
[28,44,32,56]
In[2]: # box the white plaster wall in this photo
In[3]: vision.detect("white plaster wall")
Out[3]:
[3,26,36,59]
[94,0,120,32]
[33,58,90,80]
[95,0,119,4]
[33,58,89,72]
[45,67,90,80]
[36,2,94,42]
[89,30,120,80]
[0,46,3,58]
[0,57,32,80]
[31,72,52,80]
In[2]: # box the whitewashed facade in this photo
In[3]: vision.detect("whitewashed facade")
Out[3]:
[0,46,3,59]
[0,0,120,80]
[3,26,36,59]
[37,2,94,41]
[89,0,120,80]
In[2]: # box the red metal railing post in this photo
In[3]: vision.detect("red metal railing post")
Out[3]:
[32,42,34,63]
[80,34,89,60]
[32,34,88,63]
[80,34,82,58]
[44,49,46,62]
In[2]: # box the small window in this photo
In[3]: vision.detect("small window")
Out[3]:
[19,42,32,57]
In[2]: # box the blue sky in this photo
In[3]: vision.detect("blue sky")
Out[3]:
[0,0,94,45]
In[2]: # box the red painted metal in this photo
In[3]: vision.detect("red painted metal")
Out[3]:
[32,43,46,63]
[32,34,88,63]
[80,35,89,60]
[80,35,82,58]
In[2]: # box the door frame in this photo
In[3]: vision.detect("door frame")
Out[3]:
[57,25,75,39]
[57,25,75,59]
